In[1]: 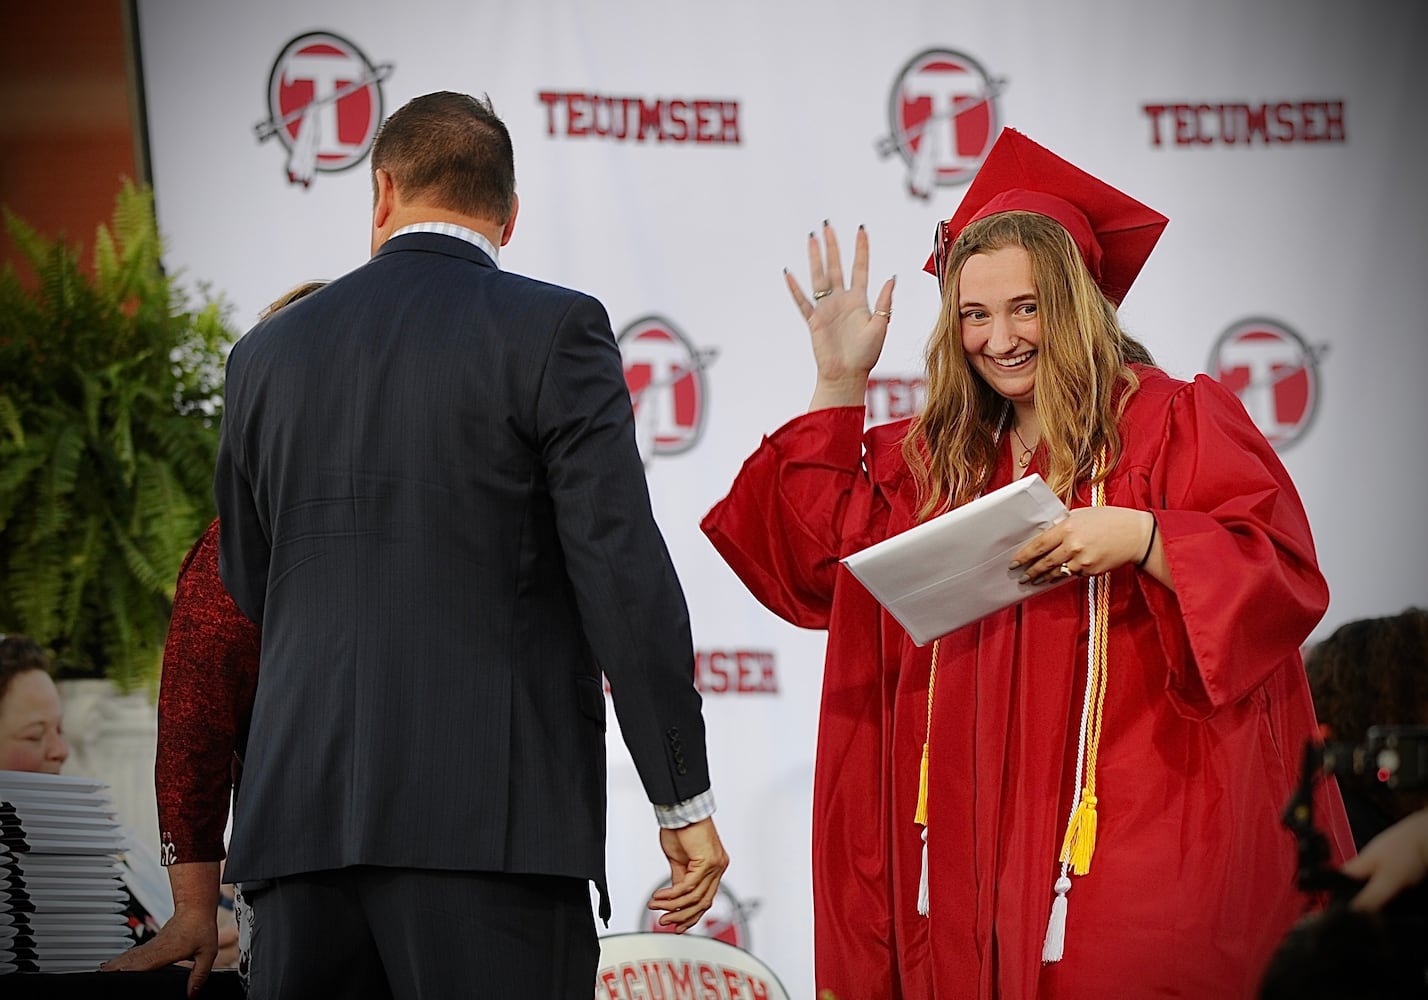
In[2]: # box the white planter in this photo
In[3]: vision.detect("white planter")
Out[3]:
[57,677,161,857]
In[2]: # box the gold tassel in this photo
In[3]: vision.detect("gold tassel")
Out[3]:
[1058,791,1099,875]
[914,743,930,826]
[914,641,940,918]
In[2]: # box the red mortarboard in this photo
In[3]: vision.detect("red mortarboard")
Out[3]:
[923,128,1168,305]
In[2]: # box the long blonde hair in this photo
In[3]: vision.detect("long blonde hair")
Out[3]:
[260,280,327,320]
[904,211,1151,518]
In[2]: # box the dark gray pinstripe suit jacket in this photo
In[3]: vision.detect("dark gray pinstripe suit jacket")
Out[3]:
[213,232,709,916]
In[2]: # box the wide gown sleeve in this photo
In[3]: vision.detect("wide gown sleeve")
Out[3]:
[1137,374,1329,716]
[700,406,871,628]
[704,408,911,1000]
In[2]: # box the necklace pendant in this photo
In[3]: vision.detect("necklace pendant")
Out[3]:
[1017,450,1031,468]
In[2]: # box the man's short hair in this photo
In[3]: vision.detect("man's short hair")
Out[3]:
[371,91,515,224]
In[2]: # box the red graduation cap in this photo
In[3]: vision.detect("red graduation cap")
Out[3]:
[923,128,1168,305]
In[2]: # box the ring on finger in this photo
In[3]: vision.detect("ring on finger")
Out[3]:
[872,308,892,318]
[813,288,833,300]
[1058,563,1074,578]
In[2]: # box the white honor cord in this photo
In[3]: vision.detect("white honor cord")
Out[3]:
[1041,474,1105,963]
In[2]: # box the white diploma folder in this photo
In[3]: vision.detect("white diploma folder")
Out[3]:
[840,474,1074,645]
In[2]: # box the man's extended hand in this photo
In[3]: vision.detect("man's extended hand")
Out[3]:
[648,816,729,933]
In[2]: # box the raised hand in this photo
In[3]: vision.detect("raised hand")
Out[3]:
[785,222,896,410]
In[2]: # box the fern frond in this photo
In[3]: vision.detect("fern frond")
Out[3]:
[132,455,195,592]
[109,510,170,597]
[1,182,237,690]
[6,527,67,643]
[92,226,119,296]
[0,438,48,530]
[30,423,83,541]
[0,395,22,447]
[3,208,52,276]
[56,515,103,639]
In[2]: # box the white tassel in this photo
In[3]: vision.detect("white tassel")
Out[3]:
[917,827,930,916]
[1041,875,1071,963]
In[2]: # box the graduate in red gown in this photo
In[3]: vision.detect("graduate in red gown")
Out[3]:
[701,129,1353,999]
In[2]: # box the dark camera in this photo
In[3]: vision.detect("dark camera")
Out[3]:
[1260,726,1428,999]
[1318,726,1428,793]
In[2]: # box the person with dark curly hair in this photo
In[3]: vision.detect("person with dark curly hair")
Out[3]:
[1261,611,1428,999]
[1306,607,1428,849]
[1,634,168,949]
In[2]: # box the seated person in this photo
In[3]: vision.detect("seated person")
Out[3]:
[1,635,164,945]
[0,633,69,775]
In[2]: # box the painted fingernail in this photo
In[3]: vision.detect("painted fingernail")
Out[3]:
[1008,560,1022,570]
[823,218,830,228]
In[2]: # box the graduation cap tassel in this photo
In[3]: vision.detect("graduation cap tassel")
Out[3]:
[914,744,930,826]
[915,642,940,918]
[917,827,930,916]
[1042,873,1072,962]
[916,742,931,916]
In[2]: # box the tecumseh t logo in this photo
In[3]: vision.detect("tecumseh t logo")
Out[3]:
[618,315,717,467]
[254,31,393,187]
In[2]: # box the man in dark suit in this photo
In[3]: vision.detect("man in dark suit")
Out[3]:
[208,91,726,998]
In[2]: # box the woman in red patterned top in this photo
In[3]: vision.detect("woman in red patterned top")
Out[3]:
[103,280,325,994]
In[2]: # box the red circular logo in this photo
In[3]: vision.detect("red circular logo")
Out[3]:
[259,32,391,186]
[640,880,759,950]
[883,49,1002,198]
[618,316,716,463]
[1210,318,1323,450]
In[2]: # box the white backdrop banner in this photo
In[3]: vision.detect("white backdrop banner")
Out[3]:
[134,1,1428,994]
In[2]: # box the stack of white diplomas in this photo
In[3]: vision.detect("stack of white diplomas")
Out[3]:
[0,771,134,973]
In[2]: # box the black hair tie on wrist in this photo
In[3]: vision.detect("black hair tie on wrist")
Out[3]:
[1136,515,1158,569]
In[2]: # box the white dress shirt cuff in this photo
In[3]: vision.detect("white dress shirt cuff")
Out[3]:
[653,789,716,829]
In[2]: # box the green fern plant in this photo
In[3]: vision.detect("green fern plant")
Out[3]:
[0,181,237,694]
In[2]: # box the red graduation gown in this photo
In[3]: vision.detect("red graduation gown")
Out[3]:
[701,366,1353,999]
